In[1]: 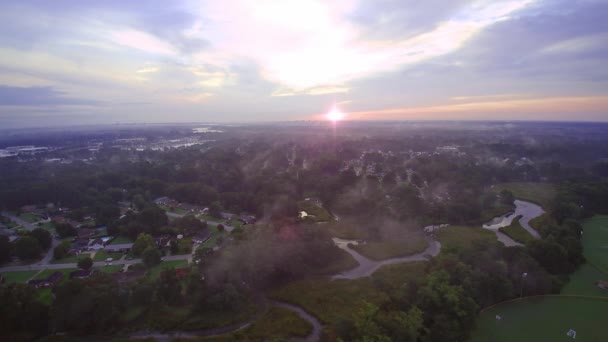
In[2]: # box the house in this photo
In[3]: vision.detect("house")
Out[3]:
[69,269,93,279]
[220,212,235,220]
[77,228,96,239]
[155,235,172,248]
[192,229,212,244]
[178,203,206,213]
[598,280,608,291]
[88,238,105,250]
[104,243,134,253]
[239,214,257,225]
[154,197,179,207]
[27,271,63,288]
[71,238,90,253]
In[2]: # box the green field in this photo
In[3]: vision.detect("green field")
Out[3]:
[499,215,534,244]
[582,215,608,274]
[470,297,608,342]
[297,200,333,223]
[200,225,226,248]
[493,182,557,209]
[271,262,427,326]
[93,250,124,262]
[352,234,428,261]
[94,264,124,273]
[436,225,498,252]
[1,270,39,284]
[19,212,41,223]
[472,216,608,341]
[109,236,134,245]
[34,268,77,281]
[51,253,91,264]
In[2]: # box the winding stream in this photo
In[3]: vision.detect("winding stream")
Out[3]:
[482,200,544,246]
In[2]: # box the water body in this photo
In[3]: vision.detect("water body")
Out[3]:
[331,236,441,280]
[482,200,545,246]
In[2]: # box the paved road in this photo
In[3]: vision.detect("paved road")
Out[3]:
[1,211,38,230]
[331,236,441,280]
[0,253,192,273]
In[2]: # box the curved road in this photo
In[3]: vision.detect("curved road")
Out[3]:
[331,236,441,280]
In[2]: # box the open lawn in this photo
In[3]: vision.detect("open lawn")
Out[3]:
[1,270,38,284]
[270,262,427,326]
[200,225,225,248]
[37,221,55,232]
[471,296,608,342]
[352,234,428,261]
[436,226,497,252]
[93,250,124,262]
[19,212,41,223]
[34,268,77,281]
[499,215,534,244]
[562,263,608,297]
[327,220,369,240]
[316,248,358,275]
[298,200,333,223]
[51,253,91,264]
[109,236,134,245]
[493,182,557,209]
[36,288,54,305]
[582,215,608,274]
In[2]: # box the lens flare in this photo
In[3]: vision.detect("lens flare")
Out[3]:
[326,105,345,122]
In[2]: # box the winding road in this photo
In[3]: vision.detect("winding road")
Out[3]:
[331,236,441,280]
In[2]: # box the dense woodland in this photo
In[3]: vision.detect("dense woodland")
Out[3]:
[1,123,608,341]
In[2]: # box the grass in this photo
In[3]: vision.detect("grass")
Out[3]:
[146,259,188,280]
[562,263,608,297]
[436,225,497,252]
[582,215,608,274]
[529,213,554,236]
[176,238,193,255]
[1,270,39,284]
[200,225,226,248]
[327,220,368,240]
[201,306,313,341]
[470,296,608,342]
[93,250,125,262]
[298,200,333,223]
[177,299,258,331]
[270,262,427,326]
[352,234,428,261]
[198,215,224,223]
[95,264,125,273]
[37,221,55,232]
[316,248,359,275]
[19,212,41,223]
[499,215,534,244]
[109,236,134,245]
[51,253,91,264]
[493,182,557,209]
[36,288,54,305]
[34,268,77,281]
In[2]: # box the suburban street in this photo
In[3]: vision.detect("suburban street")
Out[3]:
[1,211,38,231]
[0,252,193,273]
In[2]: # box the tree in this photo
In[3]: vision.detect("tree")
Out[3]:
[15,236,42,261]
[132,233,155,256]
[209,201,222,218]
[55,223,77,237]
[499,189,515,206]
[77,257,93,270]
[217,224,225,232]
[0,284,50,338]
[30,228,52,250]
[0,236,12,264]
[142,246,161,268]
[53,241,71,260]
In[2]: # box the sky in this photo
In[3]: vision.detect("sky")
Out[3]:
[0,0,607,127]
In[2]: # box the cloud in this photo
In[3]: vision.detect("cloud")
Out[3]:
[110,30,177,55]
[0,85,98,106]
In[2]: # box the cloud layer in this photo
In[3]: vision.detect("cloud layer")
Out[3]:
[0,0,607,127]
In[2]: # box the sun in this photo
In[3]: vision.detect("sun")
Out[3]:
[326,105,345,122]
